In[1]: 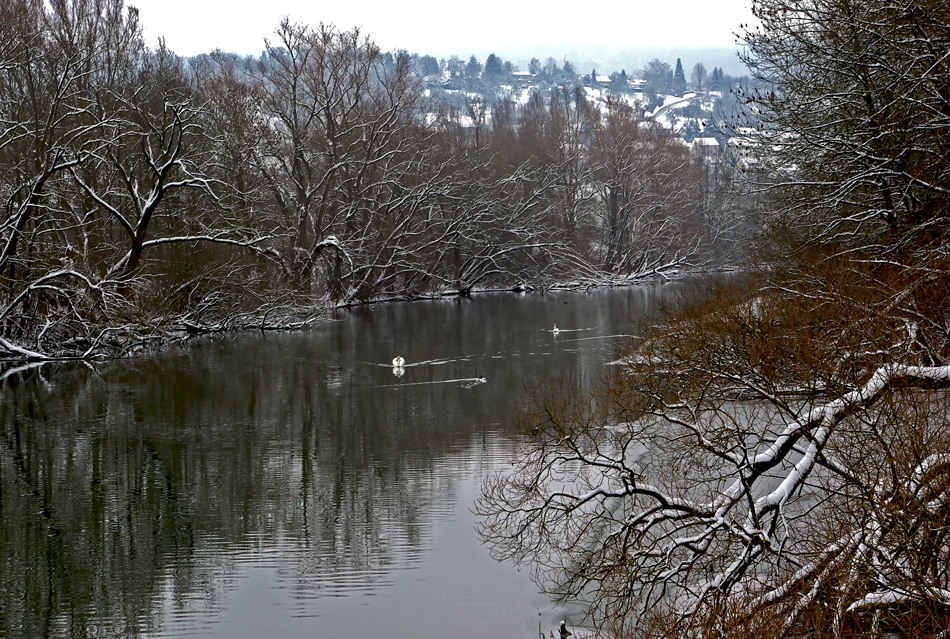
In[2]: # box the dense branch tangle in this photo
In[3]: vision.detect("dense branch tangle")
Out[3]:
[478,276,950,637]
[248,23,717,303]
[742,0,950,256]
[249,22,576,302]
[0,0,277,358]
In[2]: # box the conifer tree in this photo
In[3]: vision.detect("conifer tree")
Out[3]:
[672,57,687,96]
[484,53,502,78]
[465,55,482,77]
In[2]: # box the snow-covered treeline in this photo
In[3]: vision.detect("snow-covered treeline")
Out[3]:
[0,2,735,361]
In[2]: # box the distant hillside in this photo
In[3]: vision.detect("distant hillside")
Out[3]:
[407,51,750,143]
[415,45,749,78]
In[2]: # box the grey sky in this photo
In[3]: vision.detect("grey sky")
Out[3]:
[129,0,755,60]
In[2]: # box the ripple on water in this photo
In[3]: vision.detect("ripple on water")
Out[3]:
[0,286,679,639]
[139,433,516,635]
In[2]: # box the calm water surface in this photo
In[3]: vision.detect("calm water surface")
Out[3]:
[0,287,678,638]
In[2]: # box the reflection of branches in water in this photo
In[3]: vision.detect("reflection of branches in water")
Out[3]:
[0,348,496,636]
[0,369,201,638]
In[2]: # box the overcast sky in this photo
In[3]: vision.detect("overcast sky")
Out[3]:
[128,0,755,61]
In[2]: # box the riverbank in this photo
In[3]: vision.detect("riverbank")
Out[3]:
[0,266,730,367]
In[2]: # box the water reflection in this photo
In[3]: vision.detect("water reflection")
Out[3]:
[0,287,673,638]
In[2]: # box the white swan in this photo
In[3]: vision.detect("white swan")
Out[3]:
[552,324,560,335]
[392,356,405,367]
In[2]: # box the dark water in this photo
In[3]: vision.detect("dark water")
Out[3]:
[0,286,675,639]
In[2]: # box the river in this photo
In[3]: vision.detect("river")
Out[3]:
[0,286,679,638]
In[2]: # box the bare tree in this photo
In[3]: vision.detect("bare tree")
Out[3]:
[741,0,950,257]
[691,63,706,93]
[252,21,413,298]
[0,0,140,356]
[476,86,719,283]
[0,1,282,358]
[479,272,950,637]
[590,97,706,277]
